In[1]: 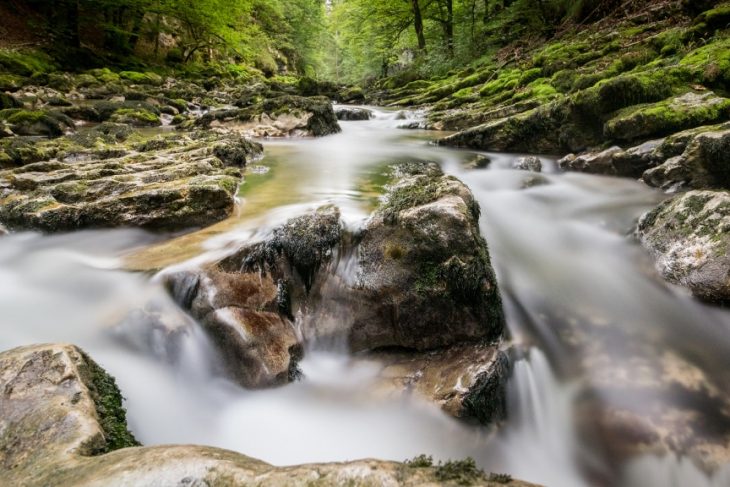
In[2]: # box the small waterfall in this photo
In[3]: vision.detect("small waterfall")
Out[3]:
[482,348,588,487]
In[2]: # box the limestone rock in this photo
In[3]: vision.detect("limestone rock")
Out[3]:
[0,133,261,232]
[643,128,730,191]
[637,190,730,303]
[558,146,623,175]
[0,344,540,487]
[513,156,542,172]
[199,95,341,137]
[367,343,509,425]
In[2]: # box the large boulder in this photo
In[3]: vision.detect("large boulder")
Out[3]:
[0,344,538,487]
[330,162,504,351]
[198,95,341,137]
[164,163,505,412]
[0,133,262,232]
[637,190,730,303]
[163,205,342,388]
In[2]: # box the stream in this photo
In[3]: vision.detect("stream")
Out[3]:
[1,107,729,486]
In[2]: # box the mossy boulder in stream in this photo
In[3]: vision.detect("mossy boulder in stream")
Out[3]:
[337,161,504,351]
[0,344,539,487]
[637,190,730,303]
[163,164,507,421]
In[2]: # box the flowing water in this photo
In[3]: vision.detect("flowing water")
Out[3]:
[1,107,729,486]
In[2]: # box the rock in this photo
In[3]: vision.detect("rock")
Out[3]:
[109,107,161,127]
[335,106,373,121]
[604,92,730,143]
[464,154,491,170]
[643,128,730,190]
[164,266,303,388]
[0,133,249,232]
[0,109,74,137]
[0,92,22,109]
[199,95,341,137]
[339,86,365,103]
[367,343,509,424]
[164,164,504,393]
[335,162,504,351]
[0,223,6,235]
[558,146,623,175]
[637,190,730,303]
[512,156,542,172]
[0,344,539,487]
[212,136,264,166]
[611,139,664,178]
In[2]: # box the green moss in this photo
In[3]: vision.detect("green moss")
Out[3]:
[4,110,46,125]
[119,71,163,85]
[680,38,730,87]
[0,49,55,76]
[0,73,25,91]
[77,351,140,453]
[479,69,521,97]
[605,93,730,141]
[110,108,161,126]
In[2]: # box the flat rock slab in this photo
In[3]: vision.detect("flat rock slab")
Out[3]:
[0,132,262,232]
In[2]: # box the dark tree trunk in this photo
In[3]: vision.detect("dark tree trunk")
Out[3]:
[411,0,426,50]
[445,0,453,55]
[64,0,81,48]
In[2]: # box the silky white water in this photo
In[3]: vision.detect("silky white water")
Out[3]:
[0,107,728,486]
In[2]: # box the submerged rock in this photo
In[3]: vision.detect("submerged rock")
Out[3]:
[367,343,509,424]
[0,133,261,232]
[334,106,373,121]
[513,156,542,172]
[637,190,730,303]
[0,344,539,487]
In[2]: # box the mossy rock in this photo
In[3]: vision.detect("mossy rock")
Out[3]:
[638,190,730,303]
[605,91,730,142]
[0,93,22,110]
[0,109,73,137]
[0,73,26,92]
[0,49,55,77]
[119,71,164,86]
[109,108,161,127]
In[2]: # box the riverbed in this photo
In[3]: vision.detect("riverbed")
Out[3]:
[1,107,728,487]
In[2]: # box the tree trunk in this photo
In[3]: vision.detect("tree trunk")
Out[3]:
[65,0,80,48]
[410,0,426,51]
[445,0,453,56]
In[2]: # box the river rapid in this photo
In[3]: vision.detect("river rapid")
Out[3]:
[1,107,729,487]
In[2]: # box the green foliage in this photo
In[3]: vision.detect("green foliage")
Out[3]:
[434,457,485,485]
[405,454,433,467]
